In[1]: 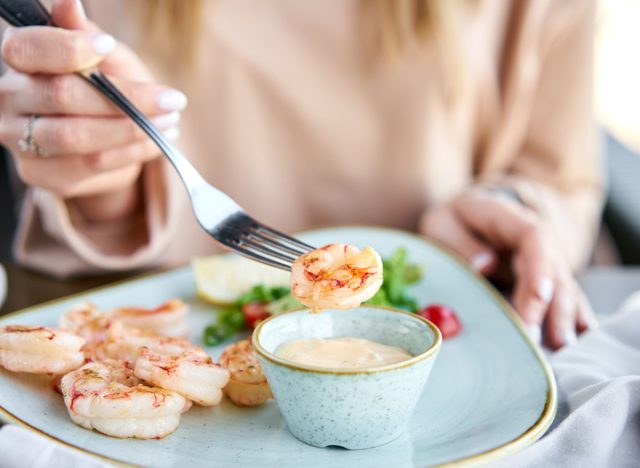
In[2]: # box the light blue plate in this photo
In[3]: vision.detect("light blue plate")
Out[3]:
[0,226,556,467]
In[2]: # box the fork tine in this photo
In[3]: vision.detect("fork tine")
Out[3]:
[238,237,299,263]
[224,242,292,271]
[253,225,315,252]
[247,230,309,257]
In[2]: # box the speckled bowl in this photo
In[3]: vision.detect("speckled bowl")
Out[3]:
[253,306,442,450]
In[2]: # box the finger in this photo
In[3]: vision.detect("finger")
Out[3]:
[453,192,539,249]
[64,164,143,198]
[420,209,497,274]
[52,0,96,31]
[5,73,187,116]
[2,112,180,156]
[454,193,555,335]
[11,129,177,196]
[1,26,116,74]
[510,228,555,335]
[543,283,578,350]
[575,288,597,334]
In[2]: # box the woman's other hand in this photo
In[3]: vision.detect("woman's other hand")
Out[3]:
[420,189,598,349]
[0,0,186,221]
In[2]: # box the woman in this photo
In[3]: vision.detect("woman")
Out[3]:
[0,0,602,348]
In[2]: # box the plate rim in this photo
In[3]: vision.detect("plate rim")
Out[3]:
[0,225,557,467]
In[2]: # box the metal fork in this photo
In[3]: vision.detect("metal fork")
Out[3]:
[0,0,314,270]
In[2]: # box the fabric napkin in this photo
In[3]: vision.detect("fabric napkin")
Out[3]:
[0,424,113,468]
[493,291,640,468]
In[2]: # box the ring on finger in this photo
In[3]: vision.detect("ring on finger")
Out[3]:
[17,115,48,158]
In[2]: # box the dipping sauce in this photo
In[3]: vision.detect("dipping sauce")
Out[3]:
[275,337,412,369]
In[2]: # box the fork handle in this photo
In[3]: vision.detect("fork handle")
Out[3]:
[81,69,211,196]
[0,0,50,27]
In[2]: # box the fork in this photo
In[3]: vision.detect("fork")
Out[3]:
[0,0,314,270]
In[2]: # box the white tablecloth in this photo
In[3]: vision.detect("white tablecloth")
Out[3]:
[493,291,640,468]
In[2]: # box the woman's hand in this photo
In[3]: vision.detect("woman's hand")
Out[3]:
[0,0,186,221]
[420,189,597,349]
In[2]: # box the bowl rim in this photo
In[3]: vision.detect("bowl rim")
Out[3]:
[252,305,442,375]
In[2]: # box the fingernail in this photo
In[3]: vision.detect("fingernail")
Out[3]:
[2,26,16,41]
[75,0,87,20]
[151,112,181,129]
[588,318,600,330]
[92,33,116,56]
[157,89,188,111]
[562,329,577,346]
[537,277,554,304]
[163,127,180,141]
[470,252,493,272]
[526,323,541,344]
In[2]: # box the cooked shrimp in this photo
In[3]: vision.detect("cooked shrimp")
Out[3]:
[0,325,85,375]
[59,302,112,345]
[109,299,189,337]
[61,359,190,439]
[134,347,229,406]
[291,243,383,311]
[91,321,196,364]
[219,339,272,406]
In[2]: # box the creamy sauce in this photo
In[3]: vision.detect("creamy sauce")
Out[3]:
[275,337,412,369]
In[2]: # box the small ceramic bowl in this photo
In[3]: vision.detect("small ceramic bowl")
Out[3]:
[252,306,441,449]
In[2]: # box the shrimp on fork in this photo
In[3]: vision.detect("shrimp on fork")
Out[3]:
[219,339,272,407]
[109,299,189,337]
[0,325,85,375]
[61,359,190,439]
[291,243,383,311]
[134,347,229,406]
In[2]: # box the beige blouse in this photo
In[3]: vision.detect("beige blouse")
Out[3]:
[14,0,604,277]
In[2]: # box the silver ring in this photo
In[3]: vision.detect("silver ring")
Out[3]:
[18,115,48,157]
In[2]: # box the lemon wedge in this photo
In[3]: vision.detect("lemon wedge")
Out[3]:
[192,255,291,305]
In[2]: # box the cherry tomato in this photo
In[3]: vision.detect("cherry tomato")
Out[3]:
[418,304,462,339]
[241,302,270,329]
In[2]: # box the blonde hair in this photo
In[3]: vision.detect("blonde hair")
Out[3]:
[139,0,465,93]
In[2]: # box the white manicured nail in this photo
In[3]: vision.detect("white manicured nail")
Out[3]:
[470,252,493,272]
[526,324,541,344]
[562,329,577,346]
[76,0,87,20]
[3,27,14,41]
[152,112,181,129]
[157,89,188,111]
[163,127,180,141]
[537,277,554,304]
[92,33,116,55]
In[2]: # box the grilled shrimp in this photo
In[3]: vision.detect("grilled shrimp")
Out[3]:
[91,321,196,364]
[0,325,85,374]
[109,299,189,337]
[291,243,383,311]
[219,339,272,406]
[61,359,190,439]
[134,347,229,406]
[59,303,110,344]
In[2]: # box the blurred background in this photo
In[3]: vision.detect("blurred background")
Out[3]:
[0,0,638,266]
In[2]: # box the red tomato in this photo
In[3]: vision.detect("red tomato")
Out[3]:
[242,302,270,329]
[418,304,462,339]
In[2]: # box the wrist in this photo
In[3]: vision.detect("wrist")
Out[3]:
[69,176,142,224]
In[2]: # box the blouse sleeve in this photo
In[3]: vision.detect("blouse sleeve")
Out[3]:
[479,0,604,270]
[13,159,183,278]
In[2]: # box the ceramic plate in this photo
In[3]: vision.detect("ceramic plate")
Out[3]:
[0,226,556,467]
